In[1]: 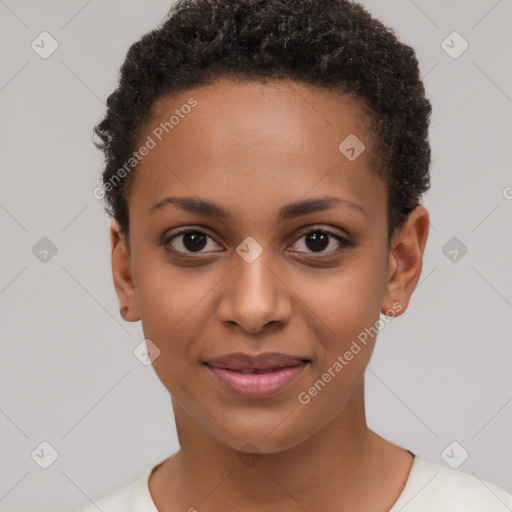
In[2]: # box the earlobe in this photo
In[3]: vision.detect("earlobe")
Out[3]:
[381,206,429,316]
[110,219,140,322]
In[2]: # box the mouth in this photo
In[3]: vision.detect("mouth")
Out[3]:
[203,352,311,398]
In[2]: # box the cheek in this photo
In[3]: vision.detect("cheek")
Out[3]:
[291,270,383,433]
[295,256,387,345]
[139,279,206,407]
[133,245,218,339]
[291,252,388,404]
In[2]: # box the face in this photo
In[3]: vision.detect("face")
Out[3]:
[111,78,428,454]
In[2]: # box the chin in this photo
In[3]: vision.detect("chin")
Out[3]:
[208,410,318,455]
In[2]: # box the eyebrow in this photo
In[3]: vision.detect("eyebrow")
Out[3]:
[150,195,364,219]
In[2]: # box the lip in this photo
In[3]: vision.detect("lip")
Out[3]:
[204,352,310,398]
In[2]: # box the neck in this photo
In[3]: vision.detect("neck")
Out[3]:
[151,380,412,512]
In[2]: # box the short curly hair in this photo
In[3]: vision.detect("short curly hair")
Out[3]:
[94,0,432,241]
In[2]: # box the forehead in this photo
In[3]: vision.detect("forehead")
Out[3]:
[148,78,371,152]
[127,78,385,225]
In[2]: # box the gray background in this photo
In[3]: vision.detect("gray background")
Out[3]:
[0,0,511,510]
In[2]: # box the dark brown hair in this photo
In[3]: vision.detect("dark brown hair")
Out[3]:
[94,0,432,240]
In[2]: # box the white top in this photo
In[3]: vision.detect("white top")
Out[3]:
[77,455,512,511]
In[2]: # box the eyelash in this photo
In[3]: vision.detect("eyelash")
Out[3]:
[163,226,353,258]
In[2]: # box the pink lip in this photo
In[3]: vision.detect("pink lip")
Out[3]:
[204,352,310,398]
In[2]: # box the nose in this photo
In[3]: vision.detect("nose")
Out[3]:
[217,249,292,334]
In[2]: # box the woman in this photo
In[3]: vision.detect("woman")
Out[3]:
[79,0,512,510]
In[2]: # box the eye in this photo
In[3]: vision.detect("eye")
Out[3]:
[163,226,352,258]
[164,229,223,255]
[288,227,351,255]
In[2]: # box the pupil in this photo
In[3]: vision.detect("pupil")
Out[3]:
[306,232,329,252]
[184,232,206,251]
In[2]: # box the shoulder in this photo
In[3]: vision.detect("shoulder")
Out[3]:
[390,455,512,511]
[75,464,158,512]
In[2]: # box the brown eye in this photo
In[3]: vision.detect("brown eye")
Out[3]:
[288,228,351,255]
[165,229,223,254]
[305,231,330,252]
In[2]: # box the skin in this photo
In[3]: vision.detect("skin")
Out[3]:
[110,78,429,512]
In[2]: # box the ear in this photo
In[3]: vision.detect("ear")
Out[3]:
[110,219,140,322]
[381,206,429,317]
